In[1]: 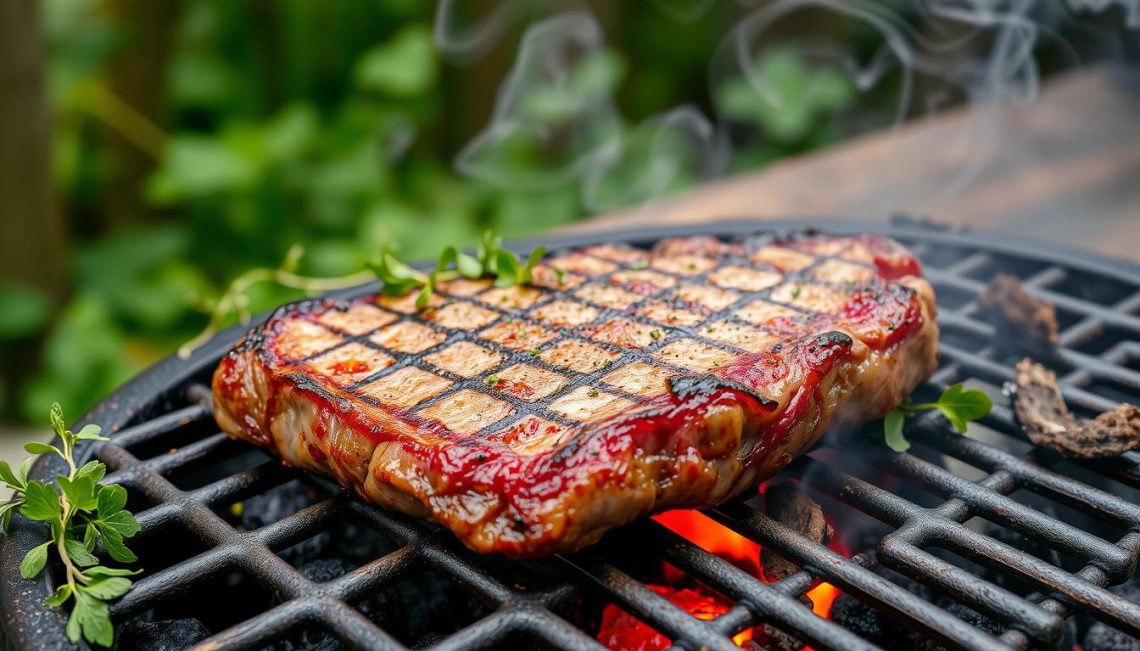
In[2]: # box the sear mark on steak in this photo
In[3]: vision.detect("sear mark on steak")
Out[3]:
[1014,359,1140,458]
[211,233,939,557]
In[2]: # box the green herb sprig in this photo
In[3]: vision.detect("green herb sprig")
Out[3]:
[179,232,548,359]
[1,404,141,647]
[882,384,993,452]
[368,231,547,309]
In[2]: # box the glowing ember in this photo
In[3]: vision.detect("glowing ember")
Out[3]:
[596,585,753,650]
[652,510,762,576]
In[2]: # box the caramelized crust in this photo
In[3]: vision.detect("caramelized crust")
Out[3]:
[212,233,938,557]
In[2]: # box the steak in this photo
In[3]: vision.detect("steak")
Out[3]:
[212,233,939,557]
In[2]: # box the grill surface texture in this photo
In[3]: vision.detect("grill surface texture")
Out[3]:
[1,220,1139,651]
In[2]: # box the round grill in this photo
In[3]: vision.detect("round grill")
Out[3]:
[2,220,1138,651]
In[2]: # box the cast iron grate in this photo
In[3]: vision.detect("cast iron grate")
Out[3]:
[3,221,1139,651]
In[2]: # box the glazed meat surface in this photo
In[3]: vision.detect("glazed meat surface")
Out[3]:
[212,233,939,557]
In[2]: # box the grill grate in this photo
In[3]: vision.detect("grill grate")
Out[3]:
[3,220,1139,651]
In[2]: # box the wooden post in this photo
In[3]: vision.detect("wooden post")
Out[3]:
[0,0,65,298]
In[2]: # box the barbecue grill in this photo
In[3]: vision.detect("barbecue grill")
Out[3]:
[2,219,1138,651]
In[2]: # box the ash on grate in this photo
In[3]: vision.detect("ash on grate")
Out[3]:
[267,562,490,649]
[113,619,211,651]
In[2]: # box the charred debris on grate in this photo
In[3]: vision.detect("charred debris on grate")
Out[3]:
[1013,359,1140,458]
[978,274,1060,359]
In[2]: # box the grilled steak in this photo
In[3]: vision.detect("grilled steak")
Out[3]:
[212,233,939,557]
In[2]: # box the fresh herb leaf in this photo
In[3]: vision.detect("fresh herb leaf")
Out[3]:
[0,461,23,491]
[64,538,100,568]
[1,403,141,647]
[24,442,60,457]
[74,424,108,442]
[21,481,61,522]
[879,384,992,451]
[19,542,50,579]
[521,246,546,284]
[45,584,72,608]
[929,383,993,433]
[493,249,521,288]
[883,409,909,453]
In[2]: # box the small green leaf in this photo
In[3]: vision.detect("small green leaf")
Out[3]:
[72,591,113,647]
[19,541,50,579]
[456,252,483,279]
[24,442,59,456]
[64,537,99,567]
[97,526,137,563]
[933,384,993,433]
[44,584,72,608]
[552,266,566,285]
[17,456,35,484]
[65,605,80,642]
[0,461,21,490]
[85,565,141,578]
[49,403,65,437]
[75,424,107,441]
[75,461,107,484]
[493,250,521,288]
[83,576,132,600]
[883,409,909,453]
[0,501,17,532]
[20,481,61,522]
[59,475,99,512]
[415,281,433,310]
[521,246,546,284]
[99,510,141,538]
[96,484,128,517]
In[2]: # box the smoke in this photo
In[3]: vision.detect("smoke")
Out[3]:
[444,1,1138,214]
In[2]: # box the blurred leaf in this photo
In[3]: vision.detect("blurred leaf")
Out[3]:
[145,136,260,204]
[715,47,854,144]
[262,104,319,162]
[0,283,52,339]
[354,25,437,97]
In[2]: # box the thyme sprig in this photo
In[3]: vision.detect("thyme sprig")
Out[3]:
[1,403,142,647]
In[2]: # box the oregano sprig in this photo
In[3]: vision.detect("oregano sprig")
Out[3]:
[368,230,547,309]
[180,232,549,359]
[882,384,993,452]
[1,403,142,647]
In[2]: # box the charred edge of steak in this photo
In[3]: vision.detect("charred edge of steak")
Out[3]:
[1014,359,1140,458]
[668,376,778,409]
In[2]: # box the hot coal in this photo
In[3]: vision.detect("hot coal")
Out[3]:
[829,593,917,651]
[762,482,833,581]
[1014,359,1140,458]
[978,274,1058,356]
[917,602,1004,651]
[826,567,933,650]
[113,618,211,650]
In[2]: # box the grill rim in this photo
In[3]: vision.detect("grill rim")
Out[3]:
[2,216,1139,651]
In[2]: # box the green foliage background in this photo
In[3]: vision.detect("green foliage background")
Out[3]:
[1,0,875,424]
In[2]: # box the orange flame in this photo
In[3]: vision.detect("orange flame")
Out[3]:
[598,506,850,649]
